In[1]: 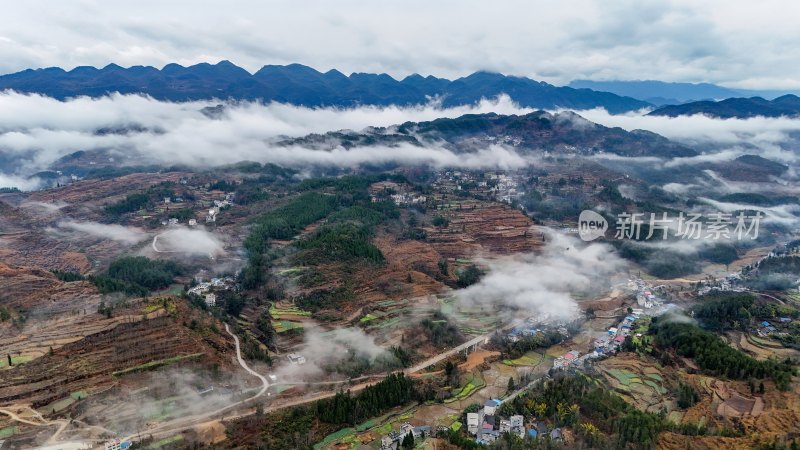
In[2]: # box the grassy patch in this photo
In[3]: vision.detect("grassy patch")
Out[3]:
[359,314,377,323]
[44,397,76,413]
[503,352,544,367]
[0,426,18,439]
[0,355,32,368]
[112,353,203,376]
[445,376,485,403]
[269,304,311,318]
[143,298,177,315]
[313,428,356,449]
[147,434,184,449]
[606,368,639,386]
[70,390,88,400]
[278,267,304,276]
[643,379,667,395]
[355,419,377,432]
[272,320,304,333]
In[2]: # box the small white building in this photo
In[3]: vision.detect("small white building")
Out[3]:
[188,218,197,226]
[467,412,480,435]
[204,293,216,307]
[484,399,500,416]
[206,208,218,223]
[287,353,306,365]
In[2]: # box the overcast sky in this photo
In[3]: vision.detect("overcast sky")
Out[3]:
[1,0,799,89]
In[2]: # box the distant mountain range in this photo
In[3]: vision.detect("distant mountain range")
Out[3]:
[568,80,800,106]
[0,61,650,113]
[279,111,697,158]
[648,95,800,118]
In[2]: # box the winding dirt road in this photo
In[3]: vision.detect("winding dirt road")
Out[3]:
[120,323,269,443]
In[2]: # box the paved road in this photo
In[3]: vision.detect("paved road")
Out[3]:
[405,318,524,375]
[404,334,489,374]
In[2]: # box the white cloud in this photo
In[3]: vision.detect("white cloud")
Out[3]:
[58,220,148,245]
[271,327,389,382]
[578,108,800,164]
[0,92,536,188]
[456,232,626,322]
[151,227,225,257]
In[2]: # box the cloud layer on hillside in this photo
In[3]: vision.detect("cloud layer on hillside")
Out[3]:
[457,232,627,322]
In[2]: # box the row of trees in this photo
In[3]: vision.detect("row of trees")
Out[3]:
[54,256,181,297]
[315,373,416,425]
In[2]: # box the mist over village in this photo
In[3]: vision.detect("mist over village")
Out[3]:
[1,2,800,450]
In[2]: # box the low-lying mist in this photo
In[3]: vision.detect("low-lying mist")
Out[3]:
[4,91,800,194]
[0,92,537,189]
[456,232,627,322]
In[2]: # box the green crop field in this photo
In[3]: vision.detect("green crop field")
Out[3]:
[503,352,545,367]
[606,368,640,386]
[272,320,304,333]
[269,304,311,318]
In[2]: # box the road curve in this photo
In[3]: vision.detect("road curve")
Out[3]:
[121,324,269,443]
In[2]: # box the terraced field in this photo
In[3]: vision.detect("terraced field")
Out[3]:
[598,356,672,413]
[502,351,549,367]
[0,301,232,413]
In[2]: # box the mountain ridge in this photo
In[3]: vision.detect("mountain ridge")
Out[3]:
[648,94,800,118]
[278,110,697,158]
[569,79,800,106]
[0,61,649,113]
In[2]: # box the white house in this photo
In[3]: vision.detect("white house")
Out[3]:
[467,412,480,435]
[484,399,501,416]
[287,353,306,364]
[204,293,216,307]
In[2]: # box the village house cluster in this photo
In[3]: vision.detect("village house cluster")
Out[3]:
[465,399,562,445]
[431,170,527,207]
[379,422,431,449]
[187,276,236,307]
[368,181,427,206]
